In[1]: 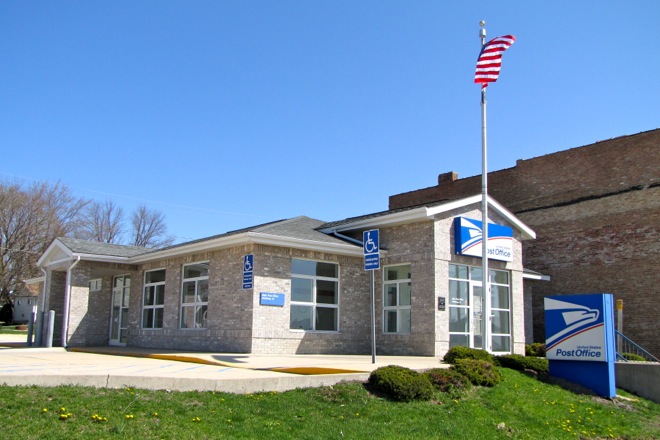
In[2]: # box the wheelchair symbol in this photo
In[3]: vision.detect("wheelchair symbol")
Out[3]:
[244,255,253,272]
[364,231,378,254]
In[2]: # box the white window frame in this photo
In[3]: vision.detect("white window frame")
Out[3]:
[382,264,412,334]
[142,268,166,329]
[89,278,102,292]
[290,259,340,332]
[180,261,209,329]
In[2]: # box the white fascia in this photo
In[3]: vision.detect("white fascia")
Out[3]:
[321,194,536,241]
[522,271,552,281]
[425,195,536,240]
[319,206,430,233]
[128,231,364,264]
[36,239,72,267]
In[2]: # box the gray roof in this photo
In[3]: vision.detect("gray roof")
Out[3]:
[58,237,150,258]
[252,216,353,245]
[319,200,449,230]
[87,216,353,257]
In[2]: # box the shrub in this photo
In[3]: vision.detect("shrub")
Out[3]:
[450,359,501,387]
[442,346,493,365]
[495,354,549,374]
[367,365,435,402]
[621,352,646,362]
[425,368,472,394]
[525,343,546,357]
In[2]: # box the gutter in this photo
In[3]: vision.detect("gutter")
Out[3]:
[61,256,81,348]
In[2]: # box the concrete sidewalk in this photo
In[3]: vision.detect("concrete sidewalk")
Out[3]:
[0,335,445,393]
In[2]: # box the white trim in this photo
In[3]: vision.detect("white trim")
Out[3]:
[319,207,430,233]
[37,239,72,267]
[23,276,45,285]
[322,194,536,241]
[130,231,364,263]
[523,271,551,281]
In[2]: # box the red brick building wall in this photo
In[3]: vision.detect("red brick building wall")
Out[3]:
[389,129,660,357]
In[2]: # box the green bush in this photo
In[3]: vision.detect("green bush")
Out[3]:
[450,359,501,387]
[495,354,549,374]
[525,343,546,357]
[425,368,472,394]
[621,352,646,362]
[367,365,435,402]
[442,346,494,365]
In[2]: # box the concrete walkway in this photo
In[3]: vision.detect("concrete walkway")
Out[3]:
[0,334,445,393]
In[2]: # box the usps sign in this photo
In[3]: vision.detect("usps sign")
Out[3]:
[454,217,513,262]
[544,293,616,398]
[545,295,611,361]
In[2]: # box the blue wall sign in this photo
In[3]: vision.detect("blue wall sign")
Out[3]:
[454,217,513,262]
[260,292,285,307]
[242,254,254,289]
[544,293,616,398]
[363,229,380,270]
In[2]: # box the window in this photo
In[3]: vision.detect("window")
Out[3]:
[143,269,165,329]
[490,270,511,352]
[383,265,412,333]
[290,259,339,331]
[180,262,209,329]
[448,264,511,353]
[89,279,102,292]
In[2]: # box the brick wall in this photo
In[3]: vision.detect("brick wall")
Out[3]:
[251,244,372,355]
[389,129,660,356]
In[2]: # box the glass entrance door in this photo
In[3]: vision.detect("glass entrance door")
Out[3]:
[110,275,130,346]
[449,264,512,354]
[471,284,484,349]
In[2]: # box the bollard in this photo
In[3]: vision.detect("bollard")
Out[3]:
[46,310,55,348]
[27,305,37,347]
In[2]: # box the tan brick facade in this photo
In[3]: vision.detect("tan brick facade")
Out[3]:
[39,201,531,357]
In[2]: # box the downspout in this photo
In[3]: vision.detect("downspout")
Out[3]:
[61,256,81,348]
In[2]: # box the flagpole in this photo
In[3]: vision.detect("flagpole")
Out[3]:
[479,21,491,353]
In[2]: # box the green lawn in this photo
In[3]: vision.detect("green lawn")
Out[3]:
[0,325,28,334]
[1,368,658,439]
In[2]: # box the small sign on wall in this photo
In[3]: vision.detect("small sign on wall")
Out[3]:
[260,292,285,307]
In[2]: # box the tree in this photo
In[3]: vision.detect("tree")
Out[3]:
[76,200,124,244]
[129,204,175,248]
[0,180,88,303]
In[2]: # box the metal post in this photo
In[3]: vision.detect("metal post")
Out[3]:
[479,21,491,352]
[616,299,623,353]
[27,305,36,347]
[371,270,377,364]
[35,311,44,347]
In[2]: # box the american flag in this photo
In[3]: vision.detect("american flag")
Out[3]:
[475,35,515,88]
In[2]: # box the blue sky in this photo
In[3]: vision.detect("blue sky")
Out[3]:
[1,1,658,243]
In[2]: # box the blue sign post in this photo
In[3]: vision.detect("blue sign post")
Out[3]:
[363,229,379,364]
[242,254,254,290]
[544,293,616,398]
